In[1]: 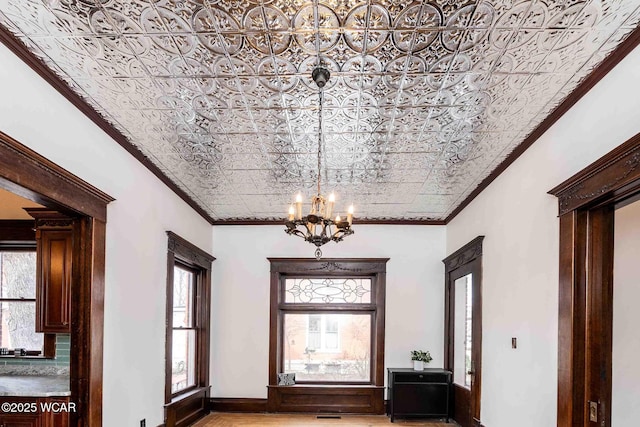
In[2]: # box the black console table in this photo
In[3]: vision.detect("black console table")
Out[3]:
[387,368,451,422]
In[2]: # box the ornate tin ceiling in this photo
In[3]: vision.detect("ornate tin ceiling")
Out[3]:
[0,1,639,221]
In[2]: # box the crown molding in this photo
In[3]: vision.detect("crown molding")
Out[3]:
[0,26,215,225]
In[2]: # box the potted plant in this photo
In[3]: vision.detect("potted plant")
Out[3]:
[410,350,432,371]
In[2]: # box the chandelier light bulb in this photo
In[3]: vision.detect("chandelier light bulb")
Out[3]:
[347,205,354,225]
[288,205,295,221]
[295,193,303,220]
[326,192,335,219]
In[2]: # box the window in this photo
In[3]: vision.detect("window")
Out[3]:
[281,277,374,382]
[0,250,40,352]
[165,232,214,404]
[170,264,197,393]
[269,259,388,388]
[0,248,52,357]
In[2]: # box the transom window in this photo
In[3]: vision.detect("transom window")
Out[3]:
[284,278,372,304]
[269,259,388,387]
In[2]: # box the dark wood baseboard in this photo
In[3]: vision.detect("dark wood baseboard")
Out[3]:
[210,398,268,413]
[267,385,385,414]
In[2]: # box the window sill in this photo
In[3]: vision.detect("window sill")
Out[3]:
[268,384,383,389]
[165,386,210,407]
[0,355,53,360]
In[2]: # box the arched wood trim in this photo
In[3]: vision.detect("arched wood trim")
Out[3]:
[550,131,640,427]
[0,130,114,426]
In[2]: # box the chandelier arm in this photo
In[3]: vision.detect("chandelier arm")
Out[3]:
[285,227,307,240]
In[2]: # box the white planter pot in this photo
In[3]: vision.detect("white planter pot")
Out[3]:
[413,360,424,371]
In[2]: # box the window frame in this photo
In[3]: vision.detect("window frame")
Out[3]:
[164,232,214,404]
[268,258,388,389]
[0,232,55,359]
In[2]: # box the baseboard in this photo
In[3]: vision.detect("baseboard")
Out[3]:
[210,398,268,413]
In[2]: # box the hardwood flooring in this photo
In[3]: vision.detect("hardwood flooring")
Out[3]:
[193,413,457,426]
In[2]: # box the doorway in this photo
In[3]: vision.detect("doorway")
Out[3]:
[443,236,483,427]
[611,199,640,425]
[0,130,113,426]
[550,131,640,426]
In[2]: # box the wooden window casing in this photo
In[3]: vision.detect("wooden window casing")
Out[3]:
[164,232,214,427]
[267,258,388,414]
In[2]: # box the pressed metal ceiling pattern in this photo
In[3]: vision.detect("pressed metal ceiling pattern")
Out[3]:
[0,1,639,220]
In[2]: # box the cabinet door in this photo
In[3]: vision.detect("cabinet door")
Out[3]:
[0,414,42,427]
[36,229,72,333]
[394,383,449,416]
[42,398,70,427]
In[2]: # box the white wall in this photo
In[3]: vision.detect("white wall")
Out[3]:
[612,200,640,425]
[211,224,445,398]
[446,45,640,427]
[0,44,212,426]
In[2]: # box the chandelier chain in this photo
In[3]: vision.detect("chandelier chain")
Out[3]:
[317,86,323,197]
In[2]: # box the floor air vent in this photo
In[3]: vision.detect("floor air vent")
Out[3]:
[316,415,342,419]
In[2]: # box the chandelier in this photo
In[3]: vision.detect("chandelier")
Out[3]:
[285,65,354,260]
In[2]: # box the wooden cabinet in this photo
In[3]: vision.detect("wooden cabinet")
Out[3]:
[0,413,42,427]
[387,368,451,422]
[0,397,70,427]
[24,209,73,334]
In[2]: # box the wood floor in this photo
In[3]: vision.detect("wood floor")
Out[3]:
[193,413,457,426]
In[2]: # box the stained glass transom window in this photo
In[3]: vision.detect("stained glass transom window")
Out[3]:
[284,278,371,304]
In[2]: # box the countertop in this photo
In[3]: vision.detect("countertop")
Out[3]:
[0,375,70,397]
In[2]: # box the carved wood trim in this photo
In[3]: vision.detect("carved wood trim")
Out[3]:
[550,132,640,427]
[0,130,110,427]
[268,258,389,274]
[24,208,74,229]
[442,236,484,272]
[549,132,640,215]
[0,131,113,222]
[166,231,215,269]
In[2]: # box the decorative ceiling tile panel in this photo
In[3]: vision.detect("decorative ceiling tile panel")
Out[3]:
[1,0,639,220]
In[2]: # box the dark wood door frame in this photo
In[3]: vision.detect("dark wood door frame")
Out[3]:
[443,236,484,427]
[0,130,114,426]
[549,131,640,427]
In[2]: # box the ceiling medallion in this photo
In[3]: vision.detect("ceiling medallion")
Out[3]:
[285,65,354,260]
